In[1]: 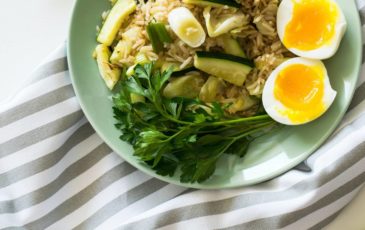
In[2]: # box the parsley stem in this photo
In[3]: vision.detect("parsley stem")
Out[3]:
[233,121,276,141]
[207,114,272,126]
[210,122,276,161]
[165,126,191,142]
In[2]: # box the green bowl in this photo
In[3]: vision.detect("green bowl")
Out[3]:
[68,0,362,189]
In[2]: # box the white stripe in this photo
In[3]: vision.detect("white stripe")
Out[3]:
[157,157,365,230]
[0,97,80,144]
[118,114,365,226]
[0,71,70,112]
[357,0,365,9]
[46,171,150,230]
[96,184,187,230]
[34,44,66,66]
[0,153,122,228]
[280,187,362,230]
[0,134,103,201]
[0,118,88,174]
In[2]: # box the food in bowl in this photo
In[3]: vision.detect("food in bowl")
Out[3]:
[93,0,346,183]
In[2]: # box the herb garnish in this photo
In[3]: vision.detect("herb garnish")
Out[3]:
[113,63,276,183]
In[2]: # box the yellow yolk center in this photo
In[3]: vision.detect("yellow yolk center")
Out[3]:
[283,0,338,51]
[274,64,325,123]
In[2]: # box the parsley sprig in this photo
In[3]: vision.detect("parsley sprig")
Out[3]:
[113,63,276,183]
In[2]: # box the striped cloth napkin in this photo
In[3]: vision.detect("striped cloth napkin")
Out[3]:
[1,6,365,230]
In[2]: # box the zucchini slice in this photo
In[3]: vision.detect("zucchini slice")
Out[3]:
[163,74,205,99]
[97,0,137,46]
[194,52,253,86]
[182,0,240,8]
[171,67,198,77]
[110,40,133,64]
[95,44,121,90]
[110,27,141,64]
[199,76,226,102]
[220,35,246,58]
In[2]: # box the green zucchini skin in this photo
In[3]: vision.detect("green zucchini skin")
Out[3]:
[171,67,198,77]
[183,0,240,8]
[194,51,254,86]
[195,52,254,67]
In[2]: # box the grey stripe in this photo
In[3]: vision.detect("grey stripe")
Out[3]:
[74,179,168,230]
[359,7,365,25]
[223,173,365,230]
[0,110,84,158]
[348,82,365,111]
[308,209,344,230]
[294,161,312,172]
[0,122,94,190]
[2,226,24,230]
[0,85,74,127]
[120,142,365,230]
[29,57,68,84]
[22,162,136,230]
[0,144,111,214]
[0,126,103,213]
[177,188,196,197]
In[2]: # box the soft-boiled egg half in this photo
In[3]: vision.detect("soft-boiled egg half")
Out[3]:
[263,58,337,125]
[277,0,347,59]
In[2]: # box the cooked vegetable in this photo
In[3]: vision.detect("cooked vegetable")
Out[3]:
[110,27,141,64]
[130,93,145,104]
[161,62,180,72]
[147,24,164,53]
[113,63,276,183]
[95,44,121,90]
[147,22,172,53]
[168,7,206,48]
[110,40,132,64]
[163,74,205,99]
[194,52,254,86]
[203,7,248,37]
[135,52,150,65]
[97,0,137,46]
[162,65,198,78]
[182,0,240,8]
[171,67,198,77]
[199,76,226,102]
[221,35,246,58]
[154,23,173,43]
[128,53,151,103]
[126,65,136,77]
[227,93,259,114]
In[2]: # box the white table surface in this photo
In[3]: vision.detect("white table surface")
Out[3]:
[0,0,364,229]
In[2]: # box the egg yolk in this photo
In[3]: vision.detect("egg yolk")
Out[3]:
[274,64,325,123]
[283,0,339,51]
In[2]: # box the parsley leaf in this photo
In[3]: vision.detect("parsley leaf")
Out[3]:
[112,63,277,184]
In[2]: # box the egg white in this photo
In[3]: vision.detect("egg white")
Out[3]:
[277,0,347,60]
[262,58,337,125]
